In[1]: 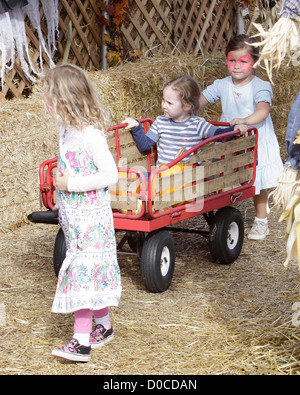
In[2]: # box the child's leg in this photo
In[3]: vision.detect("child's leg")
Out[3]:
[90,307,114,348]
[93,307,111,329]
[248,190,269,240]
[52,309,92,362]
[73,309,93,346]
[253,189,268,219]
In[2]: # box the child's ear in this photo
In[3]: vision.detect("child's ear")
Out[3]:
[183,102,192,112]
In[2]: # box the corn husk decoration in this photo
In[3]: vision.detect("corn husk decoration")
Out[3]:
[269,164,300,210]
[279,183,300,270]
[251,0,300,83]
[270,131,300,271]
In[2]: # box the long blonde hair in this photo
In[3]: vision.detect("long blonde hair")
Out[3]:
[42,64,110,130]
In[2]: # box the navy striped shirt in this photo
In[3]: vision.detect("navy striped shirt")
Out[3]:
[131,115,218,166]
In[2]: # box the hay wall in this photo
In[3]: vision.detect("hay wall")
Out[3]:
[1,54,299,232]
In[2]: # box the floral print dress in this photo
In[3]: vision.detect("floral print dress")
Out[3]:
[52,126,121,314]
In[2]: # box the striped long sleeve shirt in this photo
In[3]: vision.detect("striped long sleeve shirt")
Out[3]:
[131,115,232,166]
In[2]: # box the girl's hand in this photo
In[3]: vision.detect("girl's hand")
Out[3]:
[122,117,139,130]
[230,102,270,127]
[56,169,69,191]
[230,118,245,126]
[233,124,248,135]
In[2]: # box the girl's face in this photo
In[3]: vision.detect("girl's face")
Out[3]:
[227,47,254,84]
[161,85,191,122]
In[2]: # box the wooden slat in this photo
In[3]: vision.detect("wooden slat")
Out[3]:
[110,175,140,193]
[151,0,173,32]
[134,0,166,45]
[119,144,146,163]
[184,135,256,165]
[73,0,102,47]
[204,151,254,178]
[110,197,139,211]
[193,0,218,54]
[185,1,209,53]
[212,2,235,53]
[153,167,253,210]
[173,0,235,55]
[203,0,227,53]
[110,174,141,211]
[60,0,100,68]
[174,0,199,52]
[155,151,254,192]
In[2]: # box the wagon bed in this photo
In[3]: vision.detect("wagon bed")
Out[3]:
[28,119,258,292]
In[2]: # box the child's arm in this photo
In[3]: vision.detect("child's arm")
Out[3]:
[122,117,156,152]
[230,102,270,126]
[213,124,247,140]
[57,130,118,193]
[199,94,209,108]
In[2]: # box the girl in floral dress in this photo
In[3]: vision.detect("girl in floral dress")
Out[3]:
[42,64,121,362]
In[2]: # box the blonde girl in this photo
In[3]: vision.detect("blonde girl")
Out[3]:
[43,64,121,362]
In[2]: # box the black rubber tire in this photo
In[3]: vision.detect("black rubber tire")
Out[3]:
[53,227,67,277]
[140,230,175,293]
[208,206,244,264]
[127,232,146,253]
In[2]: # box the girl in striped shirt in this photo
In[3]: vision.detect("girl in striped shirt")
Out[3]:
[122,75,243,166]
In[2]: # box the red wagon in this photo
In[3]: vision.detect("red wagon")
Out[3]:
[28,119,258,292]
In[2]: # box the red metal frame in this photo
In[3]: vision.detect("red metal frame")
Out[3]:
[38,120,258,233]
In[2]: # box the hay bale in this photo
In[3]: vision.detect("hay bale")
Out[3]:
[0,97,58,232]
[0,53,299,231]
[89,53,228,124]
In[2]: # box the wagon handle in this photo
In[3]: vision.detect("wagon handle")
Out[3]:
[230,192,243,204]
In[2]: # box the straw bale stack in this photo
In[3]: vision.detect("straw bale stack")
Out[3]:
[0,53,299,231]
[0,98,58,232]
[90,53,228,124]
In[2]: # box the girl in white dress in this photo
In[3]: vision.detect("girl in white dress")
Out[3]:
[200,34,283,240]
[43,64,121,362]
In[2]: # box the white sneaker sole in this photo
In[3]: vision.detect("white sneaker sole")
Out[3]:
[248,229,270,240]
[90,333,114,349]
[52,348,91,362]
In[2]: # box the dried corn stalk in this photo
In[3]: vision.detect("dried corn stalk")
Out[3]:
[251,0,300,83]
[269,165,300,210]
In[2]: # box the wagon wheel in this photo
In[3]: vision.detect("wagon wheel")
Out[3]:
[208,206,244,264]
[140,230,175,293]
[53,227,66,277]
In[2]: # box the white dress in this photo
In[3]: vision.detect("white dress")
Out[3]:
[203,75,283,194]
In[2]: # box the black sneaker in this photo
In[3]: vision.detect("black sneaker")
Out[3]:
[52,338,91,362]
[90,324,114,349]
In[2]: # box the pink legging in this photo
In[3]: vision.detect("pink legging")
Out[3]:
[74,308,109,333]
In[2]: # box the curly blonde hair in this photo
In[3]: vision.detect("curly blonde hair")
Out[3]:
[42,64,110,130]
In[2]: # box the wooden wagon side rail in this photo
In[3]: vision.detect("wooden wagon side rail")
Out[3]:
[37,121,257,222]
[148,130,257,215]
